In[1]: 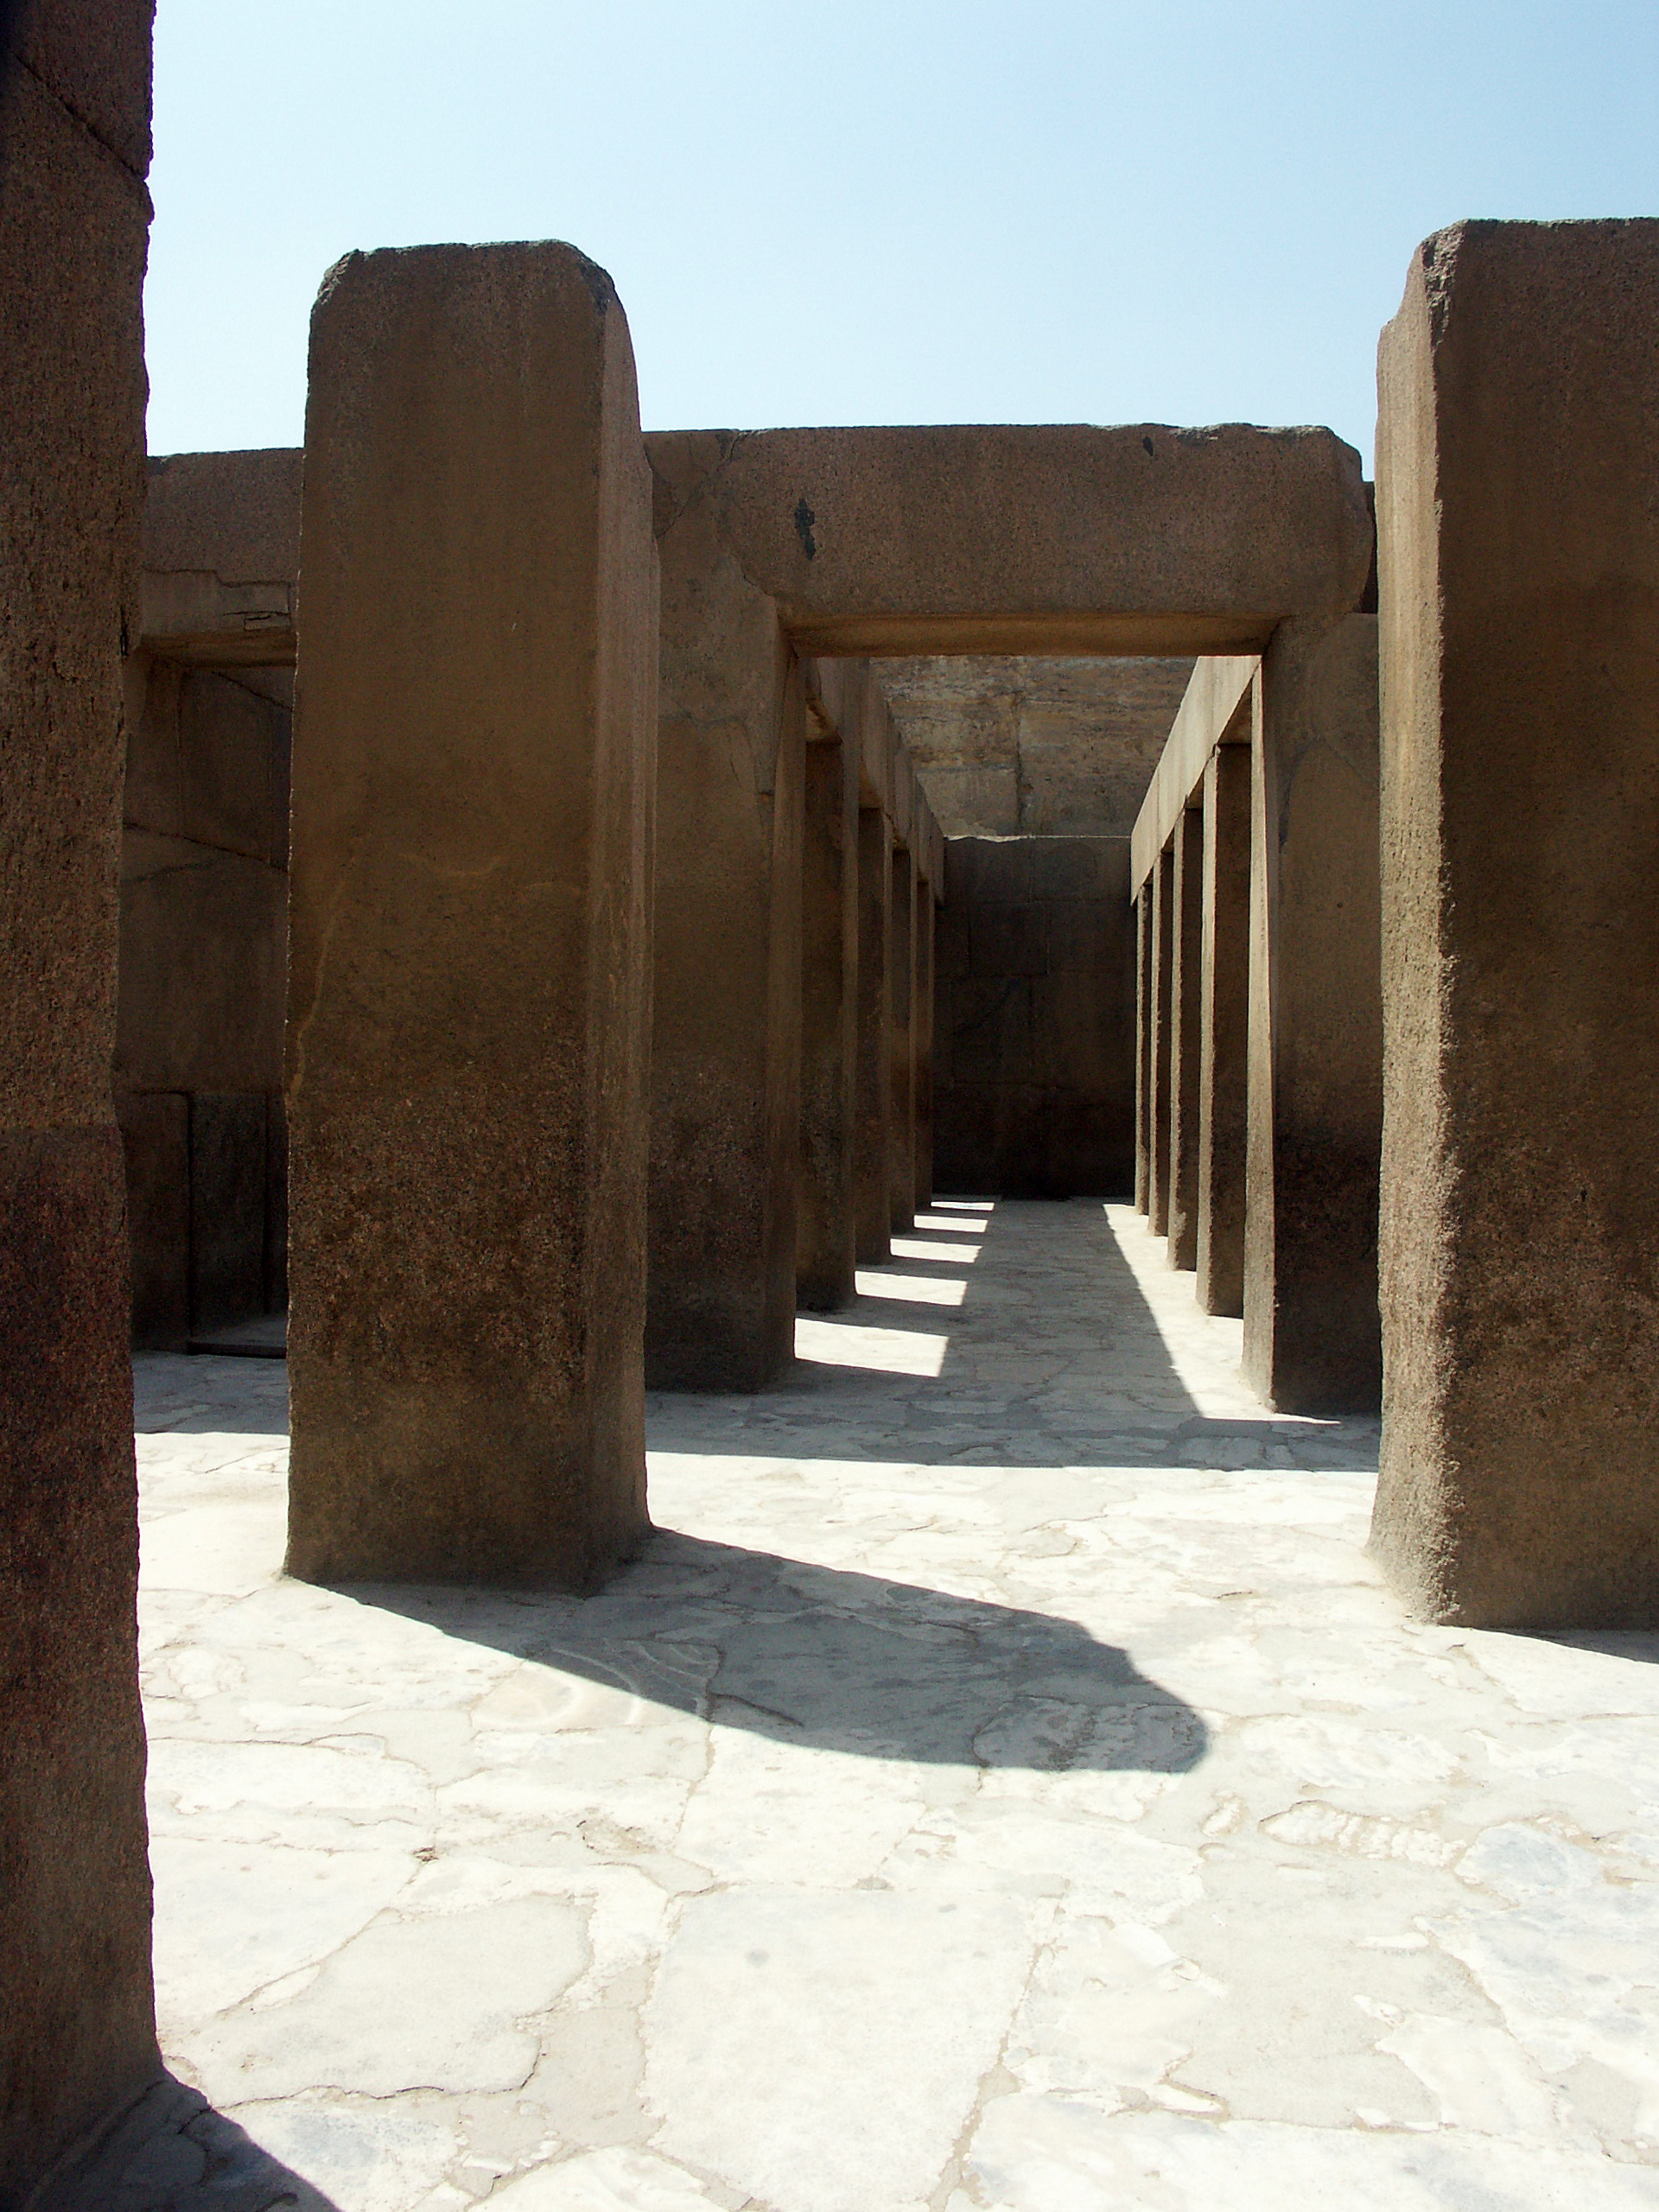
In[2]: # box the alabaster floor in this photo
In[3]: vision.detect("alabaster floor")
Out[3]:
[105,1201,1659,2211]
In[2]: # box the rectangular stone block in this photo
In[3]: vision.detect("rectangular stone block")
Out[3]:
[1372,219,1659,1627]
[915,880,936,1210]
[1147,843,1175,1236]
[0,5,159,2190]
[855,806,893,1264]
[1196,739,1251,1317]
[645,435,803,1391]
[1166,806,1205,1271]
[116,830,285,1095]
[286,242,657,1586]
[888,842,917,1232]
[1135,886,1153,1213]
[1243,612,1382,1415]
[798,713,858,1311]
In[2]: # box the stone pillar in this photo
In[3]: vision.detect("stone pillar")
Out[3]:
[798,706,859,1311]
[0,3,160,2190]
[645,434,804,1390]
[1372,219,1659,1628]
[1134,885,1154,1212]
[1196,736,1252,1317]
[1147,842,1176,1236]
[855,805,893,1263]
[888,840,918,1234]
[1166,805,1205,1270]
[286,244,657,1586]
[914,876,936,1210]
[1243,612,1382,1415]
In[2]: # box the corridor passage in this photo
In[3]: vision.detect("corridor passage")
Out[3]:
[113,1205,1659,2211]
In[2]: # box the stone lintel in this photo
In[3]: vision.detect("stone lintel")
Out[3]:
[1130,654,1258,897]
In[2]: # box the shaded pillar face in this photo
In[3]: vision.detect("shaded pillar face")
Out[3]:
[645,437,803,1392]
[798,726,859,1313]
[1196,741,1252,1317]
[888,842,918,1234]
[1166,807,1205,1270]
[855,807,893,1264]
[1147,844,1176,1236]
[914,884,936,1211]
[1373,219,1659,1629]
[1243,613,1382,1416]
[286,243,657,1586]
[0,3,160,2185]
[1134,887,1153,1212]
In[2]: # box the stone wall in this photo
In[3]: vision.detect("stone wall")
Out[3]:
[875,656,1193,836]
[935,836,1136,1198]
[117,652,289,1346]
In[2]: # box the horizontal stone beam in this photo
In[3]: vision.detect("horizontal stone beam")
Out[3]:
[141,448,301,666]
[1129,655,1258,895]
[650,423,1371,658]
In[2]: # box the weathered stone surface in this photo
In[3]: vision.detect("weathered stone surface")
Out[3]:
[1147,843,1175,1236]
[1135,887,1153,1213]
[1166,808,1205,1271]
[888,842,918,1233]
[798,682,859,1312]
[287,242,656,1585]
[936,839,1134,1198]
[1243,614,1382,1415]
[0,2,159,2192]
[646,431,803,1390]
[116,831,285,1095]
[876,655,1194,836]
[678,424,1372,655]
[1195,739,1251,1317]
[1372,220,1659,1628]
[141,448,302,665]
[855,806,893,1263]
[118,1089,188,1349]
[914,874,937,1210]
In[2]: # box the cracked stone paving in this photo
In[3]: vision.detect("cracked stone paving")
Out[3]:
[87,1200,1659,2210]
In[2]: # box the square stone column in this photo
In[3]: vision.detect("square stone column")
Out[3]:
[1134,885,1154,1213]
[1166,805,1205,1270]
[888,840,918,1233]
[798,709,859,1312]
[1196,735,1252,1317]
[1,3,160,2184]
[914,877,937,1209]
[1372,219,1659,1627]
[286,243,657,1586]
[645,435,805,1390]
[1147,842,1176,1236]
[1243,612,1382,1414]
[855,805,893,1263]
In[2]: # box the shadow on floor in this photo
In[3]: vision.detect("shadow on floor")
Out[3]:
[346,1529,1209,1776]
[33,2072,340,2212]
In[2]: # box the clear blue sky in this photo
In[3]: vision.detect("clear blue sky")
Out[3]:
[144,2,1659,470]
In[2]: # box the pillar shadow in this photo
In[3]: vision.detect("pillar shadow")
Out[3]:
[34,2071,342,2212]
[349,1531,1208,1777]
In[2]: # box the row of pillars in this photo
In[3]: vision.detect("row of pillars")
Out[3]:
[1131,626,1384,1420]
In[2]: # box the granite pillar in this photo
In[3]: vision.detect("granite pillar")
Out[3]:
[798,711,859,1311]
[645,434,804,1391]
[914,877,936,1210]
[855,806,893,1264]
[1372,219,1659,1627]
[0,2,160,2190]
[1243,613,1382,1415]
[1135,885,1154,1213]
[286,243,657,1586]
[1147,843,1176,1236]
[888,840,918,1234]
[1196,735,1252,1317]
[1166,805,1205,1270]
